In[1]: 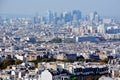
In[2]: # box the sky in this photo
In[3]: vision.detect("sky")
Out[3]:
[0,0,120,17]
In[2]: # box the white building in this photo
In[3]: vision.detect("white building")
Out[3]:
[41,70,52,80]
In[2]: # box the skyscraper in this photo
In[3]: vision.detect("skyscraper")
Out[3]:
[94,14,100,24]
[72,10,82,21]
[46,10,53,23]
[62,11,72,23]
[51,11,57,24]
[90,12,97,21]
[89,11,99,24]
[34,13,40,24]
[72,10,81,26]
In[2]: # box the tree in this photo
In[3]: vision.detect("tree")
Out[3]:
[15,59,23,65]
[86,77,92,80]
[2,58,15,69]
[93,77,99,80]
[67,40,74,43]
[67,77,78,80]
[0,62,2,69]
[101,58,108,63]
[0,58,23,70]
[50,38,62,43]
[56,38,62,43]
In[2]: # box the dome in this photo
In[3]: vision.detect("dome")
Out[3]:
[41,70,52,80]
[99,76,113,80]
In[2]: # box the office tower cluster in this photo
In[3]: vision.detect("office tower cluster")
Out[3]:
[33,10,82,25]
[0,10,120,39]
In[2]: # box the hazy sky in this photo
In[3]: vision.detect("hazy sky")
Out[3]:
[0,0,120,17]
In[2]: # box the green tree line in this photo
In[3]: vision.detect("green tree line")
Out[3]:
[0,58,22,69]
